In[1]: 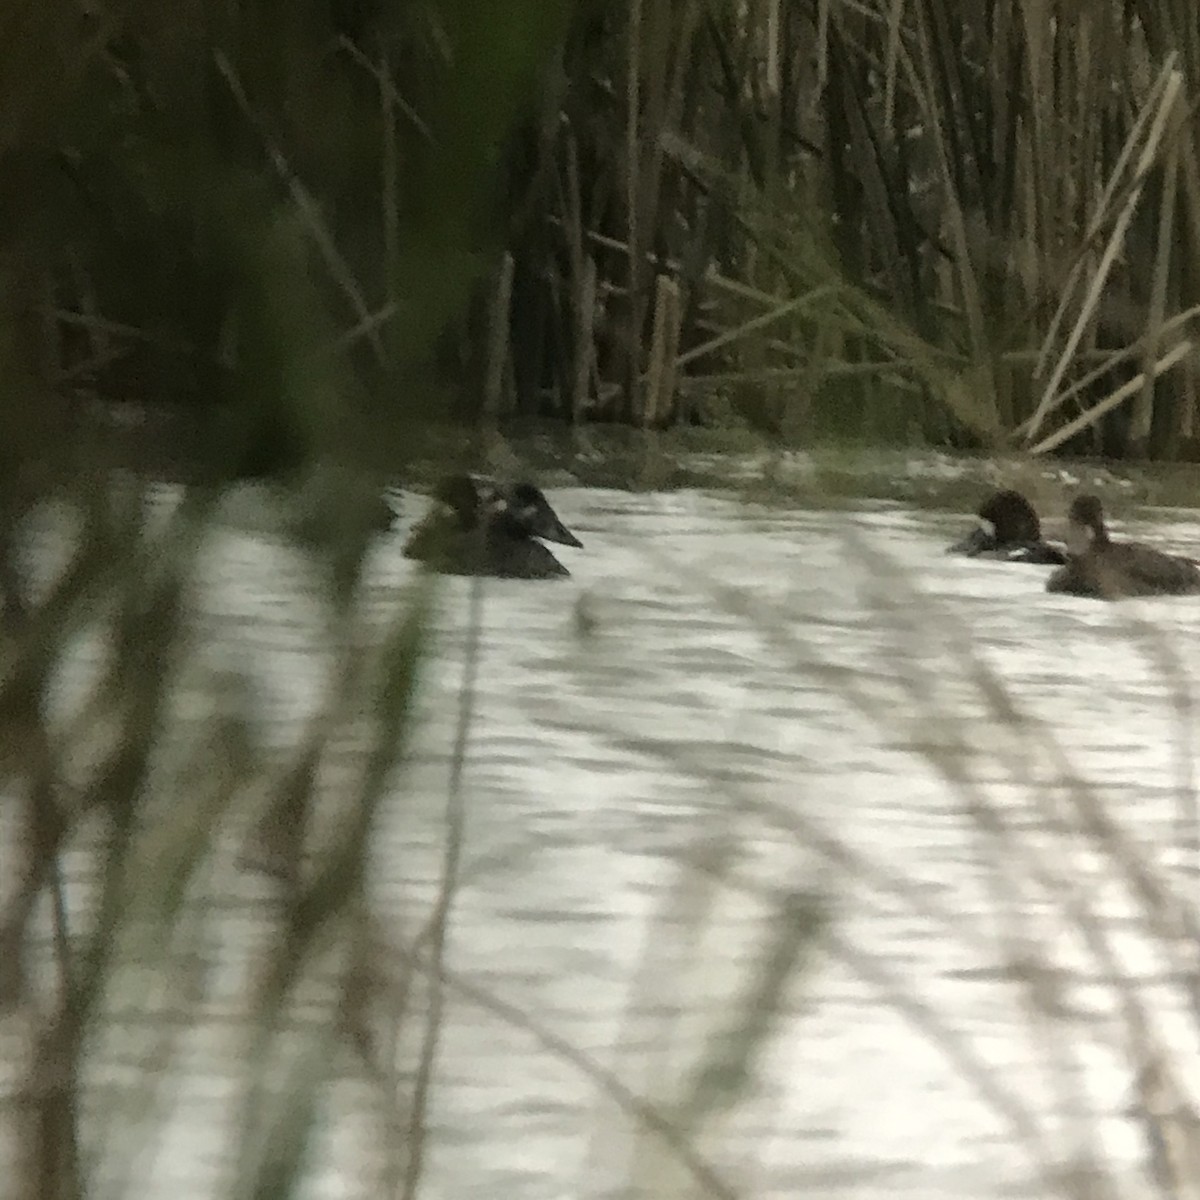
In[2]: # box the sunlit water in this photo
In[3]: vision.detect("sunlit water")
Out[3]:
[14,480,1200,1199]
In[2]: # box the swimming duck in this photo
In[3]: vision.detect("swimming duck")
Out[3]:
[403,474,583,579]
[1046,495,1200,599]
[946,489,1067,564]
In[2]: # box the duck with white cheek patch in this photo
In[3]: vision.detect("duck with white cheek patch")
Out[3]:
[947,490,1067,565]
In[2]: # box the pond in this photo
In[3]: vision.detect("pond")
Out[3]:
[18,463,1200,1199]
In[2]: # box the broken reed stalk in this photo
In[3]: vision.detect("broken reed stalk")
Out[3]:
[624,0,645,422]
[643,273,682,427]
[213,50,387,370]
[381,42,400,305]
[572,255,597,423]
[1024,61,1184,444]
[483,252,515,420]
[1027,339,1192,456]
[1133,103,1183,450]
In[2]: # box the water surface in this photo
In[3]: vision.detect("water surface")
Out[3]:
[22,480,1200,1199]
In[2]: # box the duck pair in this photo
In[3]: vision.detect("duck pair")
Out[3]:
[949,490,1200,599]
[403,474,582,579]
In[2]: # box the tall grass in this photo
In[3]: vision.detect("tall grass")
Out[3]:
[7,1,1200,460]
[490,0,1200,458]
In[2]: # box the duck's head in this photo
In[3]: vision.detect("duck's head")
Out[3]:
[434,474,484,528]
[1066,494,1108,554]
[502,483,583,548]
[947,489,1042,555]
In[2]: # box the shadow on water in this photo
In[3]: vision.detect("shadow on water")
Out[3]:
[8,462,1200,1199]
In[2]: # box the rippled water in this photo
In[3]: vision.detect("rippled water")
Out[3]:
[20,481,1200,1198]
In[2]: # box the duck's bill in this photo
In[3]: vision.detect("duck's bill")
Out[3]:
[945,525,994,556]
[506,487,584,548]
[533,509,583,548]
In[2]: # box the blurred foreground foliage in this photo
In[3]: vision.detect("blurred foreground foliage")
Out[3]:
[0,0,572,490]
[0,4,581,1198]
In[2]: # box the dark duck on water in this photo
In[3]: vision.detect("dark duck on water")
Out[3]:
[946,489,1067,565]
[403,475,583,579]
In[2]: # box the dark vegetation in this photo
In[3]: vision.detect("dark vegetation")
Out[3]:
[4,0,1200,493]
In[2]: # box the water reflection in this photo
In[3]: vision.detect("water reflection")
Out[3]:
[27,483,1200,1198]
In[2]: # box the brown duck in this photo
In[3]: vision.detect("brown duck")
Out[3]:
[1046,495,1200,599]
